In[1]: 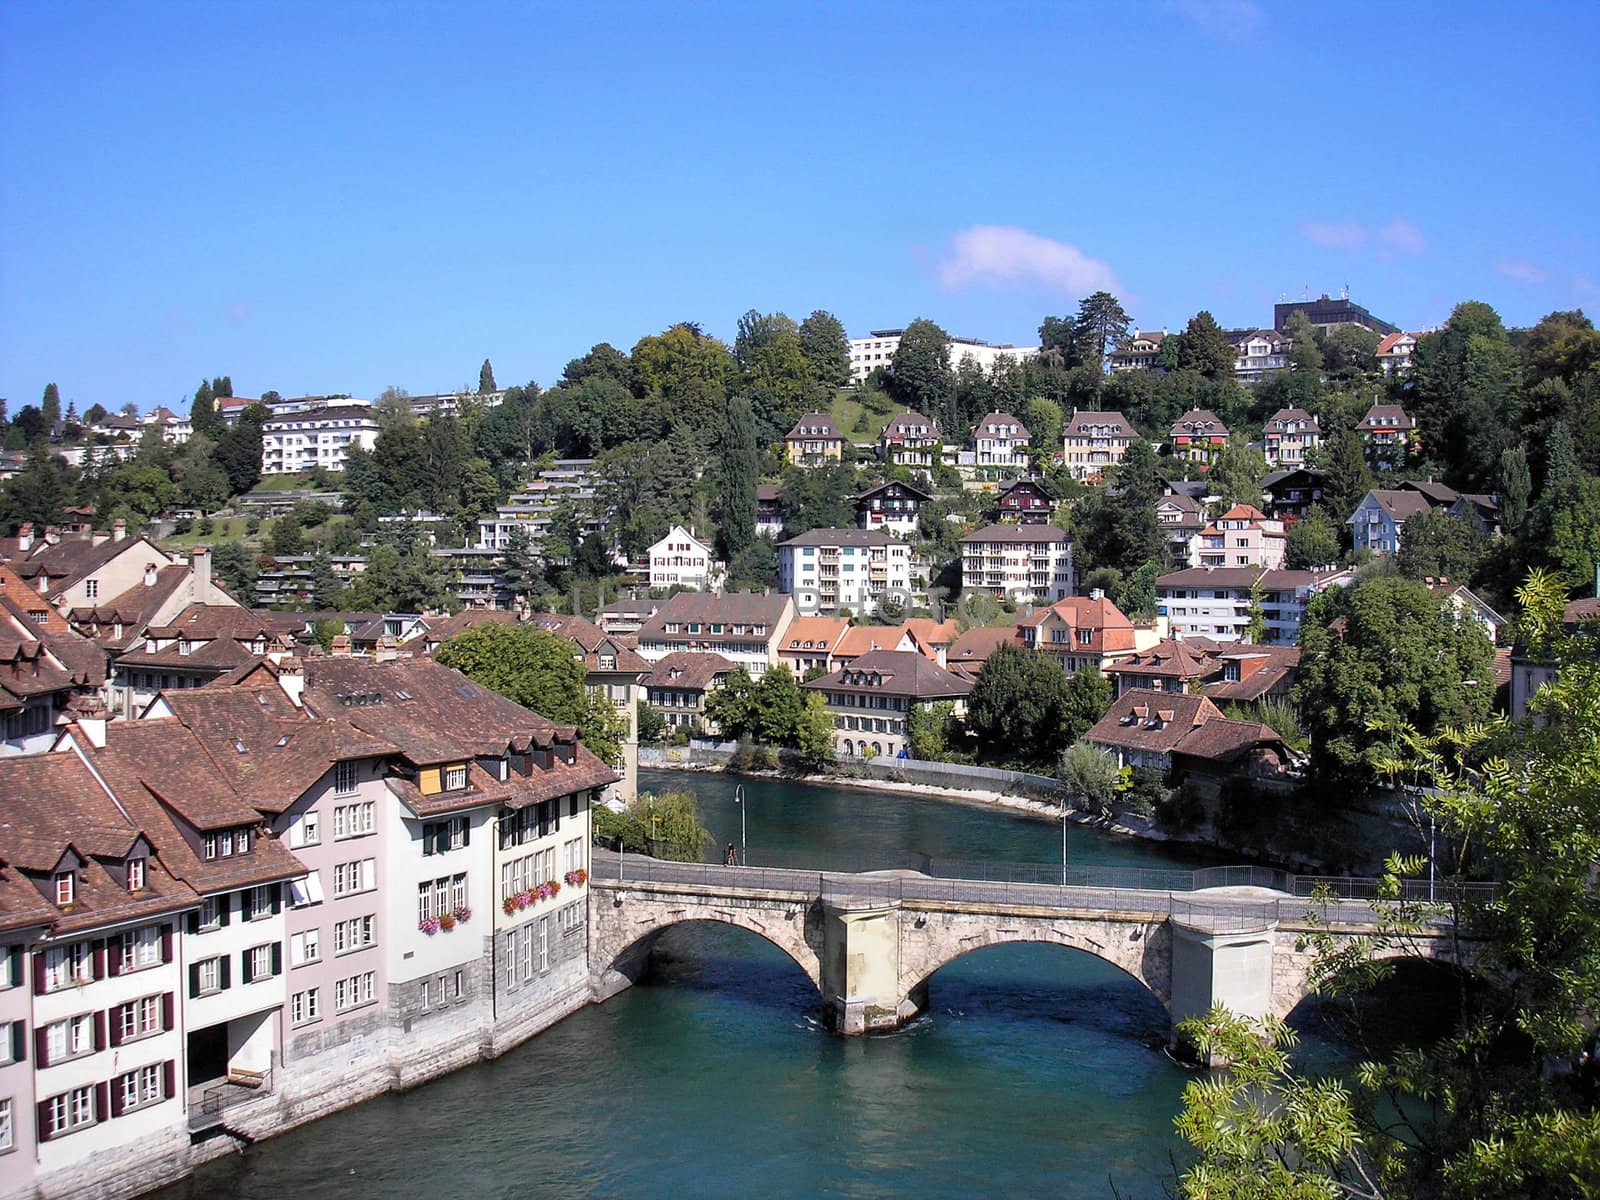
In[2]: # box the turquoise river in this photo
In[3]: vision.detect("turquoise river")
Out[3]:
[151,768,1345,1200]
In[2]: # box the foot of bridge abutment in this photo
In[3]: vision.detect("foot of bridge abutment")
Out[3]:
[1167,912,1280,1066]
[821,897,924,1036]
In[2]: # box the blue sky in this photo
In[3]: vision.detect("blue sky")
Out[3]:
[2,1,1596,414]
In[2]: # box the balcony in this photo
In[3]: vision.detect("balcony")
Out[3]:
[189,1063,274,1132]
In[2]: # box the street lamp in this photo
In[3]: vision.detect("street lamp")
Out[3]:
[733,784,746,866]
[1060,792,1070,888]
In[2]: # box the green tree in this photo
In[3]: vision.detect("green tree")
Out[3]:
[715,392,759,562]
[1070,440,1165,580]
[636,701,667,745]
[1323,323,1381,380]
[1396,510,1488,584]
[1024,397,1064,464]
[1211,438,1270,509]
[798,310,850,390]
[966,645,1088,769]
[755,664,805,746]
[1061,665,1112,743]
[1283,310,1324,374]
[1497,445,1531,537]
[703,667,760,742]
[210,540,257,601]
[436,624,623,764]
[478,359,496,394]
[1322,427,1374,529]
[1072,291,1133,374]
[1057,742,1120,815]
[794,693,837,772]
[1293,575,1495,779]
[1177,311,1236,381]
[269,512,306,557]
[1285,506,1342,570]
[309,547,342,608]
[40,382,61,426]
[907,700,954,761]
[887,318,954,428]
[1540,473,1600,593]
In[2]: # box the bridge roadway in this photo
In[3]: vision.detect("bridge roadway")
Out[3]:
[588,851,1474,1042]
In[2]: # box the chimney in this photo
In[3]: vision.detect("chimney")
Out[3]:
[17,523,33,552]
[44,526,60,545]
[331,634,351,657]
[276,656,305,707]
[112,518,127,542]
[190,546,211,601]
[1089,588,1105,601]
[143,563,157,587]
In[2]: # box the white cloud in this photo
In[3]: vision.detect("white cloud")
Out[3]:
[1376,219,1427,256]
[1175,0,1262,41]
[1495,260,1550,285]
[1298,221,1367,250]
[937,225,1119,297]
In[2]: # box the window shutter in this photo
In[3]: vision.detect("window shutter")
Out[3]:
[110,1077,126,1118]
[10,1020,23,1064]
[161,924,174,963]
[553,804,560,833]
[421,829,433,858]
[461,820,469,847]
[239,889,253,922]
[32,950,46,994]
[92,940,107,980]
[218,897,230,927]
[94,1011,106,1052]
[109,1008,124,1048]
[106,938,123,977]
[188,962,200,999]
[35,1026,49,1068]
[186,910,199,936]
[37,1100,53,1142]
[241,951,254,985]
[271,887,282,916]
[163,1059,176,1101]
[219,956,231,990]
[95,1082,108,1123]
[162,992,175,1031]
[271,943,282,976]
[7,945,18,988]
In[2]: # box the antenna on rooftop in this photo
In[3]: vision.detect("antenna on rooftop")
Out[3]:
[1342,282,1350,300]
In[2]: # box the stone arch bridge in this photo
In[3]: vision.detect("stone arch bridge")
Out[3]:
[589,853,1475,1040]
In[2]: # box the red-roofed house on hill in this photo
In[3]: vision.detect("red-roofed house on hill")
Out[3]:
[1016,595,1141,675]
[785,412,846,466]
[1347,489,1434,556]
[971,412,1030,470]
[1375,332,1419,377]
[1169,410,1229,466]
[641,652,734,736]
[990,478,1057,525]
[1062,410,1138,482]
[1187,505,1287,570]
[1262,408,1322,471]
[877,410,941,471]
[1084,690,1288,776]
[1355,403,1418,470]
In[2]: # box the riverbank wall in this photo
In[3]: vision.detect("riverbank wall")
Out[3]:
[638,745,1422,876]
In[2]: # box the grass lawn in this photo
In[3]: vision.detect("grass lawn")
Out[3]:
[159,517,253,549]
[249,472,344,493]
[829,387,898,440]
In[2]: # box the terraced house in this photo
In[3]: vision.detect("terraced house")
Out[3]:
[0,654,615,1200]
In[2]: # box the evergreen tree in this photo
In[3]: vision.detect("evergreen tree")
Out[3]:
[715,393,758,563]
[478,359,497,394]
[1176,311,1236,381]
[1284,506,1341,570]
[40,383,61,426]
[1498,445,1532,536]
[1071,291,1133,373]
[211,540,258,602]
[1321,427,1373,531]
[797,310,850,390]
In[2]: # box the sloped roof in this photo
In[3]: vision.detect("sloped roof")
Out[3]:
[1356,403,1416,430]
[803,649,973,700]
[1264,408,1320,433]
[1065,409,1137,438]
[973,411,1030,438]
[944,626,1020,676]
[637,592,792,642]
[960,523,1069,544]
[641,651,734,691]
[1352,490,1433,524]
[879,411,939,440]
[833,624,913,659]
[786,411,843,440]
[779,616,851,655]
[1086,691,1222,755]
[1170,409,1229,438]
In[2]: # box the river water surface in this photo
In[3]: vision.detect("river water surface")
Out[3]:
[155,769,1316,1200]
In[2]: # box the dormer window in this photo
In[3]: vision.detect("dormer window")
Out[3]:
[54,870,75,906]
[444,763,468,791]
[178,638,191,656]
[127,857,146,892]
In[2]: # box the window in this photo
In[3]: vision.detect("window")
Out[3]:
[291,985,318,1024]
[118,1063,165,1113]
[418,873,467,919]
[243,943,279,983]
[43,943,91,991]
[538,917,549,973]
[54,871,74,906]
[443,763,468,791]
[289,929,320,966]
[334,971,375,1013]
[334,802,374,839]
[194,957,225,995]
[333,760,359,795]
[203,828,248,860]
[0,1098,11,1152]
[334,915,375,954]
[333,859,375,897]
[289,810,320,848]
[84,580,98,600]
[44,1014,94,1064]
[116,995,164,1045]
[419,979,430,1010]
[287,873,324,908]
[44,1086,96,1138]
[422,817,469,855]
[120,926,161,972]
[126,858,145,892]
[244,885,276,921]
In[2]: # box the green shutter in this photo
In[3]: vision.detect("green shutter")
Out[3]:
[271,943,282,976]
[189,962,200,998]
[239,888,253,921]
[219,956,231,990]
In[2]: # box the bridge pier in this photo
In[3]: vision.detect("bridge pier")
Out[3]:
[821,898,924,1035]
[1168,915,1278,1063]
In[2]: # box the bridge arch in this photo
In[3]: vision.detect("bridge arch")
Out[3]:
[590,884,824,1001]
[895,910,1174,1020]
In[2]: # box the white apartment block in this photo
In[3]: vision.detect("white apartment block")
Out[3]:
[1156,566,1351,644]
[971,412,1031,470]
[778,529,913,617]
[848,330,1040,384]
[959,524,1075,605]
[261,405,380,476]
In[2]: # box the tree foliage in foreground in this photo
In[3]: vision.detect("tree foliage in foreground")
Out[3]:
[1176,569,1600,1199]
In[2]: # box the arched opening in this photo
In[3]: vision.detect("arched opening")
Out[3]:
[907,938,1171,1047]
[842,738,854,757]
[606,917,822,1013]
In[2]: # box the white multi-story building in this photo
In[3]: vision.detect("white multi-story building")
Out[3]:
[647,526,723,592]
[848,330,1040,384]
[1230,330,1289,384]
[1062,410,1139,481]
[1156,566,1351,644]
[778,529,913,616]
[1262,408,1322,470]
[959,524,1074,605]
[1187,505,1287,571]
[971,412,1031,470]
[261,405,380,476]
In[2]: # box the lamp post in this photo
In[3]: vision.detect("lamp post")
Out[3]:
[734,784,746,866]
[1060,793,1069,888]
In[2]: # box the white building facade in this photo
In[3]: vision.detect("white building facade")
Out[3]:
[261,405,380,476]
[778,530,913,616]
